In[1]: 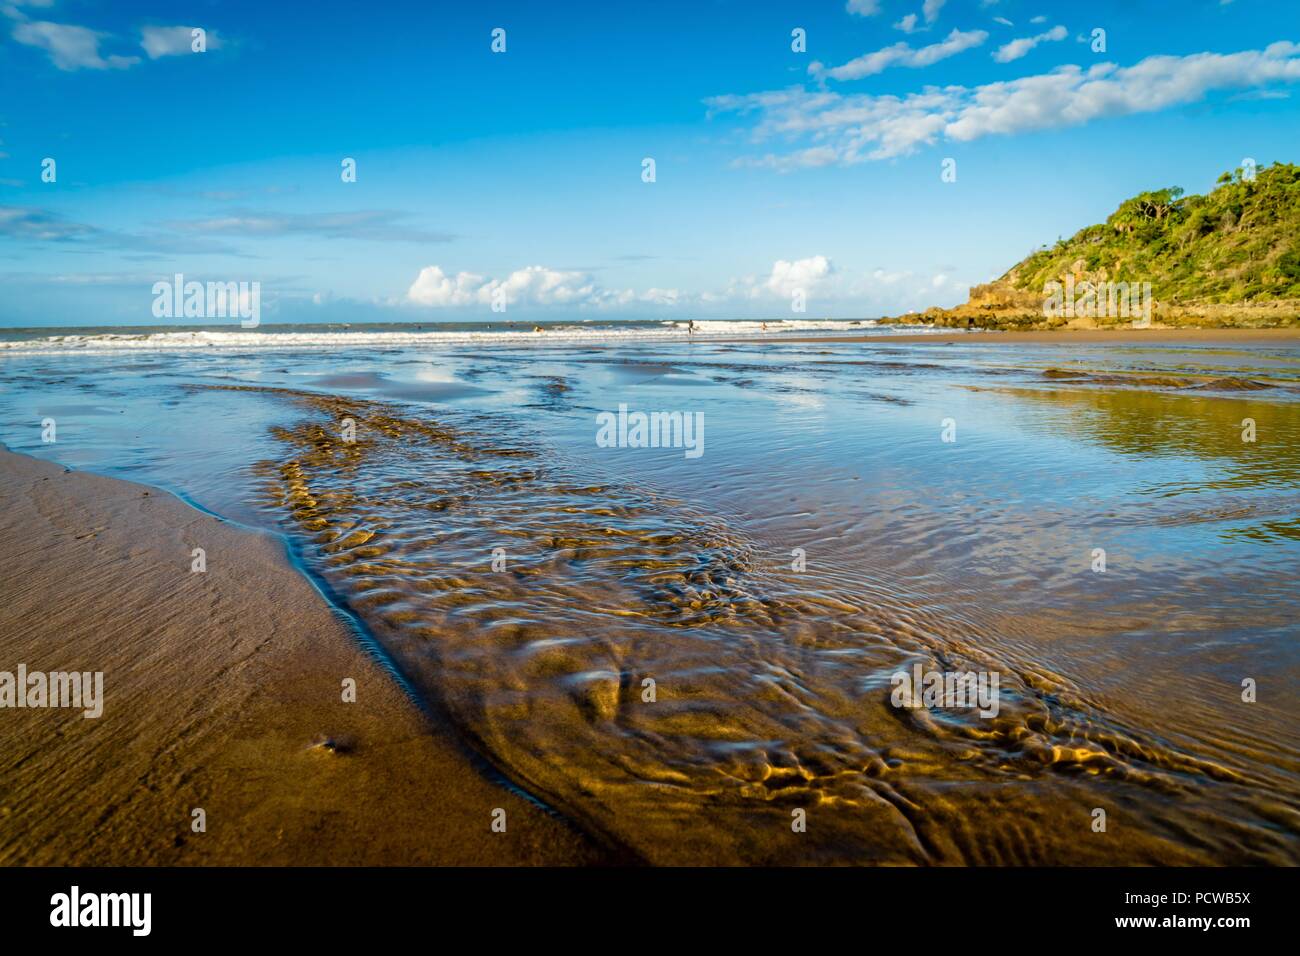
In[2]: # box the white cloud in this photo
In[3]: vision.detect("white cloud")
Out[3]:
[846,0,881,16]
[734,256,833,299]
[12,20,138,70]
[807,263,970,312]
[736,256,956,312]
[710,42,1300,167]
[406,259,842,311]
[810,29,988,81]
[141,25,222,59]
[994,16,1014,27]
[993,24,1067,63]
[894,0,945,33]
[397,259,975,318]
[408,265,616,308]
[923,0,947,24]
[1030,15,1048,24]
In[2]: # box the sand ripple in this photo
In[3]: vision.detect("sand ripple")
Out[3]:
[198,384,1299,865]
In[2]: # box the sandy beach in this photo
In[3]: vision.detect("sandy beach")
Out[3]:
[1,326,1297,866]
[0,449,613,866]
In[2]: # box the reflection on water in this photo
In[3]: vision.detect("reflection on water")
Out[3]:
[1,335,1297,864]
[1000,384,1300,500]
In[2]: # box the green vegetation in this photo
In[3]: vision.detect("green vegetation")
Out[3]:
[1011,162,1300,304]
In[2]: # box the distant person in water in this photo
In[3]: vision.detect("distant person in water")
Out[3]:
[687,320,695,335]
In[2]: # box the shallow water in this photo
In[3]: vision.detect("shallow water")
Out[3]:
[2,329,1297,864]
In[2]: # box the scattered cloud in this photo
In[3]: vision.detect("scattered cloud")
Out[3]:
[810,29,988,81]
[171,209,456,244]
[993,25,1068,63]
[407,257,840,311]
[9,11,223,71]
[36,271,175,286]
[0,0,56,15]
[0,205,96,241]
[108,234,256,258]
[1230,88,1290,101]
[895,0,947,33]
[408,265,618,308]
[846,0,881,16]
[0,204,251,256]
[11,20,138,70]
[710,42,1300,168]
[140,25,222,59]
[731,256,833,299]
[639,287,684,306]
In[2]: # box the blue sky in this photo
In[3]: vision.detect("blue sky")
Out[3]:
[1,0,1297,326]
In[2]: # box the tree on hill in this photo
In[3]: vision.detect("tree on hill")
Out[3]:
[1108,187,1186,234]
[1009,162,1300,304]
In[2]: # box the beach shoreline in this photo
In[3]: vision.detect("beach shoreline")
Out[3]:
[0,449,614,866]
[2,327,1296,866]
[740,327,1300,346]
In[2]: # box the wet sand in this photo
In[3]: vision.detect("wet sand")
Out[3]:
[2,331,1296,866]
[0,450,612,866]
[212,383,1297,865]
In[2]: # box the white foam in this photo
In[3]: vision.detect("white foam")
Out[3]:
[0,319,949,354]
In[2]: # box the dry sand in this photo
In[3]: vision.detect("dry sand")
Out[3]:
[0,450,615,865]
